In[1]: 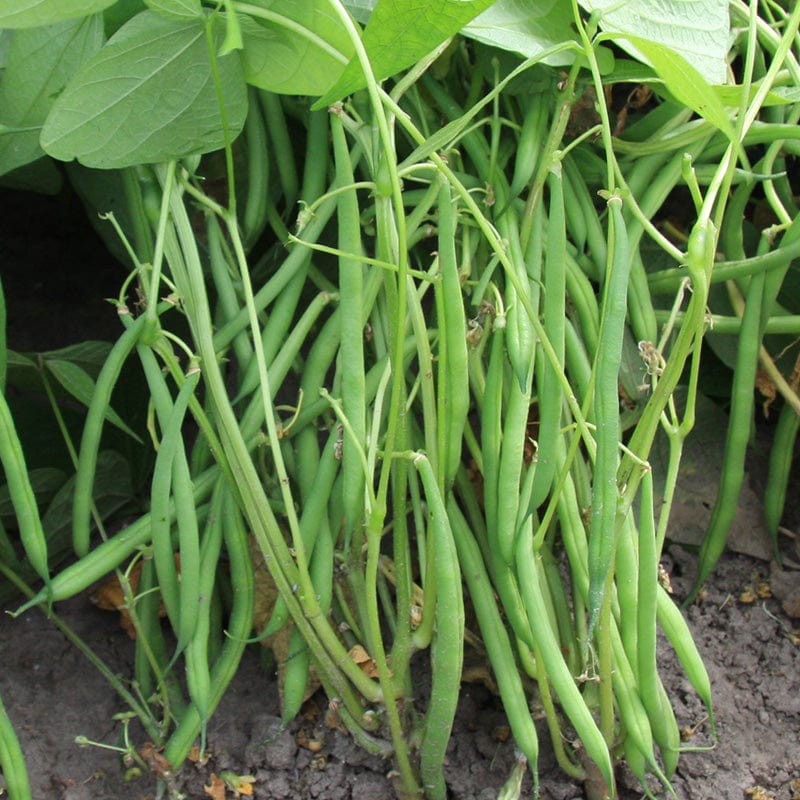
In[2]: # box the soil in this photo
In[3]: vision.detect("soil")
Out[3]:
[1,188,799,800]
[1,546,798,800]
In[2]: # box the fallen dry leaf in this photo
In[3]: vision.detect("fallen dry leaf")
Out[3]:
[137,742,172,781]
[348,644,381,678]
[745,785,775,800]
[91,557,175,638]
[204,773,225,800]
[250,538,320,704]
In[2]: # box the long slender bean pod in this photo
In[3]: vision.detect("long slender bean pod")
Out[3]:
[481,309,506,534]
[148,366,202,644]
[656,586,715,736]
[414,454,464,800]
[73,312,146,556]
[635,470,680,774]
[436,181,470,487]
[515,529,614,793]
[185,479,226,754]
[0,394,49,582]
[508,95,549,204]
[447,497,540,789]
[529,165,567,510]
[0,692,31,800]
[691,273,764,599]
[242,87,270,249]
[259,91,299,210]
[764,402,800,554]
[587,195,631,633]
[164,493,254,767]
[331,111,368,539]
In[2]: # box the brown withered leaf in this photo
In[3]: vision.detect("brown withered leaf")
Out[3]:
[348,644,381,678]
[138,742,172,781]
[755,369,777,417]
[249,537,321,704]
[204,773,226,800]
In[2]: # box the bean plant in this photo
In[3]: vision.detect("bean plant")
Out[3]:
[2,1,800,799]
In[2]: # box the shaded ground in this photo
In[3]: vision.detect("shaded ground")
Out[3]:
[0,546,798,800]
[1,187,799,800]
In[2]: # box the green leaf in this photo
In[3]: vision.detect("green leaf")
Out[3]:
[462,0,578,66]
[317,0,499,107]
[0,156,63,193]
[0,468,67,518]
[238,1,354,95]
[5,351,36,371]
[714,82,794,108]
[619,35,735,141]
[43,358,142,441]
[581,0,729,85]
[41,450,134,552]
[0,16,104,177]
[144,0,202,20]
[41,11,248,168]
[40,340,115,372]
[342,0,373,24]
[0,0,116,28]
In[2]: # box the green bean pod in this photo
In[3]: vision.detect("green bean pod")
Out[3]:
[515,531,614,793]
[437,182,470,487]
[164,492,254,767]
[481,312,506,535]
[656,586,715,736]
[587,196,631,634]
[447,496,540,791]
[495,376,532,567]
[185,479,226,754]
[259,91,299,211]
[611,624,669,789]
[635,470,680,773]
[562,154,606,278]
[133,555,167,706]
[73,313,146,556]
[764,402,800,552]
[281,626,311,725]
[206,216,253,372]
[242,87,270,249]
[501,213,535,391]
[693,273,764,597]
[331,111,367,540]
[148,366,202,645]
[12,469,217,615]
[414,454,464,800]
[0,394,49,582]
[260,433,339,640]
[0,692,31,800]
[509,96,549,202]
[615,515,640,676]
[529,166,567,511]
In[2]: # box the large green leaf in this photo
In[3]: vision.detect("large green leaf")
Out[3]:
[621,35,735,140]
[0,468,66,519]
[238,0,354,95]
[40,11,247,168]
[44,358,141,441]
[144,0,202,21]
[462,0,578,66]
[0,0,115,28]
[580,0,729,85]
[317,0,499,106]
[0,16,104,177]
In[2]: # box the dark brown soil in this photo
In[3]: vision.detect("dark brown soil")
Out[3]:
[1,546,798,800]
